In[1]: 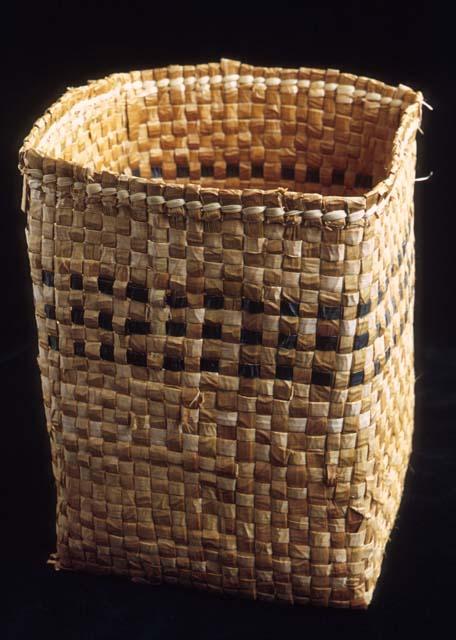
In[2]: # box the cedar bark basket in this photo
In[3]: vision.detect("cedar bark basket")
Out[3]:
[18,58,423,608]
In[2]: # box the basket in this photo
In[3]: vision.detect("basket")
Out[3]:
[18,58,423,608]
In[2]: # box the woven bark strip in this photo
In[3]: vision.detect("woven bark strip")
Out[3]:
[18,58,423,608]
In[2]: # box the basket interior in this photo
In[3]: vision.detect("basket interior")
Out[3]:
[33,62,418,196]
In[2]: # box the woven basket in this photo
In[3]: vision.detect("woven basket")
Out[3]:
[18,58,423,608]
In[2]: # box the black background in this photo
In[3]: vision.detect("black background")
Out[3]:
[1,2,454,638]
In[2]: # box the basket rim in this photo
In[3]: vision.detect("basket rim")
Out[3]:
[18,57,424,226]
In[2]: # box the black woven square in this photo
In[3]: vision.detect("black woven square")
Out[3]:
[280,300,300,317]
[276,364,293,380]
[166,321,186,337]
[311,370,333,386]
[241,299,264,314]
[127,282,148,303]
[166,292,188,308]
[332,169,345,185]
[70,274,83,290]
[358,301,371,317]
[151,166,162,178]
[202,323,222,339]
[241,328,262,345]
[42,270,54,287]
[48,335,59,350]
[204,294,224,309]
[176,164,189,178]
[318,305,341,320]
[71,307,84,325]
[125,319,150,335]
[251,164,263,178]
[306,167,320,183]
[349,371,364,386]
[281,165,295,180]
[278,334,298,349]
[316,335,338,351]
[98,276,114,295]
[354,333,369,350]
[201,165,214,177]
[355,174,373,189]
[127,350,147,367]
[226,164,239,177]
[239,363,260,378]
[100,344,114,361]
[74,341,85,357]
[200,358,219,372]
[44,304,56,319]
[163,356,184,371]
[99,312,113,331]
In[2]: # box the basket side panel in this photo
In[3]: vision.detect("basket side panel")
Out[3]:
[359,135,417,604]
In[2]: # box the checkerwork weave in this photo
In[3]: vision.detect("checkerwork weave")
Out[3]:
[18,58,423,608]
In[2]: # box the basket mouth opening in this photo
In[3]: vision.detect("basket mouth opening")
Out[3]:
[20,58,423,204]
